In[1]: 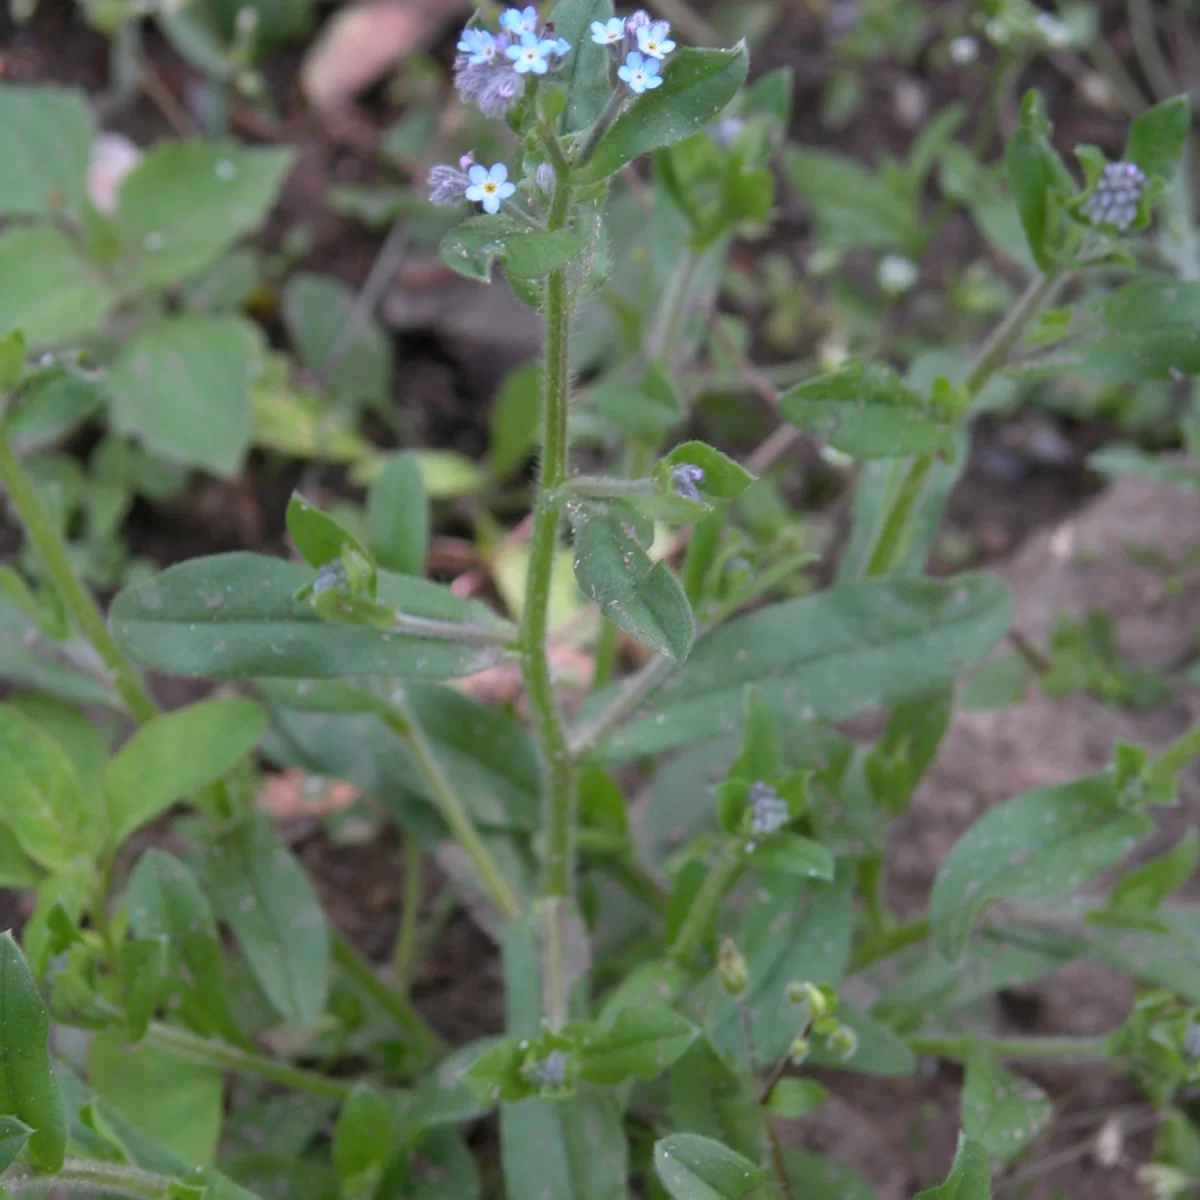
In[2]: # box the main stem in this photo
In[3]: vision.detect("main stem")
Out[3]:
[0,432,157,723]
[3,1159,179,1198]
[522,174,577,1027]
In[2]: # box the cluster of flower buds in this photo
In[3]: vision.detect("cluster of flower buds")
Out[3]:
[1081,161,1146,232]
[454,6,572,119]
[590,11,676,93]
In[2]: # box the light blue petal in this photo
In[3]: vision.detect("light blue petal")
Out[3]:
[489,163,509,184]
[482,194,501,214]
[465,185,485,201]
[497,182,517,200]
[468,164,489,184]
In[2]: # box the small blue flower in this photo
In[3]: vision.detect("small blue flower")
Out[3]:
[465,163,516,214]
[499,5,538,35]
[618,50,662,93]
[552,36,572,57]
[590,17,624,44]
[636,20,675,59]
[506,31,557,74]
[457,26,496,65]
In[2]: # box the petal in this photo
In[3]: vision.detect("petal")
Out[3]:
[617,66,632,82]
[468,164,489,184]
[490,163,508,184]
[645,59,661,75]
[505,45,521,60]
[465,185,484,201]
[660,38,676,53]
[483,194,500,214]
[533,59,548,73]
[626,51,644,68]
[498,182,517,199]
[645,75,662,88]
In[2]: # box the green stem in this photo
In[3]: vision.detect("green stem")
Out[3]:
[1149,721,1200,782]
[669,840,748,966]
[145,1020,355,1098]
[388,610,518,648]
[862,454,935,579]
[846,916,930,975]
[649,249,701,366]
[2,1158,180,1197]
[0,432,158,723]
[563,476,654,500]
[392,830,423,997]
[569,651,678,760]
[572,88,627,170]
[591,618,619,691]
[382,705,521,922]
[334,931,443,1055]
[521,174,577,1027]
[908,1033,1111,1063]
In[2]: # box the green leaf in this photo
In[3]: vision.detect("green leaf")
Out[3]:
[0,1113,32,1173]
[551,0,615,132]
[439,215,585,282]
[120,936,168,1040]
[1005,90,1073,270]
[2,365,108,440]
[110,552,508,680]
[569,499,696,662]
[114,142,294,291]
[282,272,392,410]
[668,1037,763,1164]
[0,84,92,217]
[367,454,429,576]
[110,314,259,476]
[592,364,684,445]
[763,1078,827,1119]
[89,1032,223,1165]
[125,849,240,1041]
[746,835,834,881]
[0,226,114,348]
[105,699,266,843]
[662,442,756,500]
[589,573,1010,762]
[285,492,369,572]
[0,933,67,1170]
[804,1002,917,1076]
[333,1084,394,1200]
[865,686,953,814]
[206,813,330,1028]
[959,656,1033,710]
[581,1005,699,1085]
[783,1152,876,1199]
[573,46,751,185]
[783,147,918,252]
[490,362,542,480]
[779,362,954,459]
[961,1054,1051,1163]
[0,330,24,391]
[930,773,1153,962]
[0,704,92,872]
[915,1136,991,1199]
[653,1133,774,1199]
[1108,829,1199,914]
[1126,95,1191,181]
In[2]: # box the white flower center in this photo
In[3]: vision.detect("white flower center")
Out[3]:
[646,39,658,51]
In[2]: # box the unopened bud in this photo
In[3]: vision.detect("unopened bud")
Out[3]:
[671,463,704,502]
[717,938,749,996]
[786,981,835,1021]
[826,1023,858,1060]
[788,1035,810,1066]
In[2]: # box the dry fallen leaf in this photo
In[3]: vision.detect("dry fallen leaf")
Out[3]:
[302,0,470,112]
[258,768,361,819]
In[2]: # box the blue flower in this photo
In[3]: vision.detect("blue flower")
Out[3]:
[590,17,624,44]
[636,20,675,59]
[506,31,556,74]
[552,36,572,57]
[617,50,662,93]
[465,163,516,214]
[499,5,538,35]
[456,26,497,65]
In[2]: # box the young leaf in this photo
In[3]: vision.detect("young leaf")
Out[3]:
[573,46,751,185]
[960,1054,1051,1163]
[551,0,616,132]
[0,703,91,872]
[930,774,1153,962]
[588,573,1010,762]
[0,227,114,348]
[914,1135,991,1199]
[1107,829,1199,915]
[746,836,834,881]
[286,492,370,571]
[114,142,294,290]
[110,552,508,680]
[440,216,584,283]
[1126,95,1191,182]
[333,1085,394,1200]
[120,936,169,1040]
[653,1133,774,1200]
[0,933,67,1170]
[569,499,696,662]
[367,454,429,576]
[206,813,330,1028]
[0,84,93,217]
[779,362,954,459]
[865,686,953,814]
[662,442,756,500]
[89,1033,223,1166]
[763,1078,828,1119]
[0,1114,33,1173]
[105,698,267,843]
[580,1005,699,1086]
[125,850,240,1042]
[1005,90,1073,270]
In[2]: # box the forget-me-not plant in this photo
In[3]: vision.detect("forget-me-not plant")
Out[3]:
[464,163,516,214]
[506,31,558,76]
[457,27,496,65]
[618,51,662,93]
[636,20,675,58]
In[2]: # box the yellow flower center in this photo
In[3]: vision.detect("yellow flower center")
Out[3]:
[483,182,498,194]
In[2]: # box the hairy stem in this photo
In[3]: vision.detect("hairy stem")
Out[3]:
[909,1032,1111,1063]
[572,88,627,170]
[382,703,521,922]
[2,1159,181,1197]
[0,432,157,723]
[522,174,577,1027]
[669,840,748,965]
[568,652,678,760]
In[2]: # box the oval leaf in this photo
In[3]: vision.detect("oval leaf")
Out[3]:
[653,1133,772,1200]
[367,454,429,576]
[110,552,508,681]
[961,1054,1051,1163]
[915,1136,991,1199]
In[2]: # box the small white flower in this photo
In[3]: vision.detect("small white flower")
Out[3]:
[617,50,662,94]
[590,17,624,45]
[506,31,556,75]
[636,20,675,59]
[465,163,516,214]
[877,254,919,295]
[947,35,978,65]
[88,132,142,215]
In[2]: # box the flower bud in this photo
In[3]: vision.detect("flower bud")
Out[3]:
[1082,160,1146,232]
[428,163,470,207]
[717,938,749,997]
[671,463,705,501]
[786,981,835,1022]
[788,1035,810,1066]
[747,781,788,836]
[825,1023,858,1060]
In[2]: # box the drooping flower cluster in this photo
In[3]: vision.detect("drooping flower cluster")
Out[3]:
[591,11,677,94]
[1082,161,1146,232]
[454,6,573,119]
